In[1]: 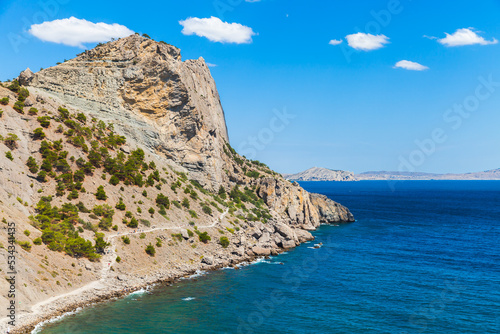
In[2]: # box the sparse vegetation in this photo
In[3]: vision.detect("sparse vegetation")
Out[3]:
[145,244,155,256]
[198,232,211,243]
[219,236,230,248]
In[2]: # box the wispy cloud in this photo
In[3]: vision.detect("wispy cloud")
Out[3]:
[206,63,217,68]
[329,39,343,46]
[29,17,134,48]
[345,33,389,51]
[179,16,256,44]
[394,60,429,71]
[437,28,498,47]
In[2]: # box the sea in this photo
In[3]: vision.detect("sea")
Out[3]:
[38,181,500,334]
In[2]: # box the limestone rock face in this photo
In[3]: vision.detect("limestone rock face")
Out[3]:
[25,35,228,190]
[257,177,354,229]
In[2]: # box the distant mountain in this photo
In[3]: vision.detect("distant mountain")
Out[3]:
[283,167,356,181]
[284,167,500,181]
[356,169,500,180]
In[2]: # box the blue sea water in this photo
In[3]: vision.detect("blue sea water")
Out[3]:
[39,181,500,334]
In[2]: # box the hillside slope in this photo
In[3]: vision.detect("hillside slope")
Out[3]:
[0,34,353,333]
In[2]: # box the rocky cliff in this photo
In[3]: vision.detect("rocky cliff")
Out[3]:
[0,34,353,333]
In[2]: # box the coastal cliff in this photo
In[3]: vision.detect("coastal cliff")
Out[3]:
[0,34,353,333]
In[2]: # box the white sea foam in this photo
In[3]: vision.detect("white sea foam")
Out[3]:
[184,270,207,279]
[182,297,195,301]
[31,308,83,334]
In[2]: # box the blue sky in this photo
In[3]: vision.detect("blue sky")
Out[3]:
[1,0,499,174]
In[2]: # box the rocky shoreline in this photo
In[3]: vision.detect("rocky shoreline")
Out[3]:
[10,246,296,334]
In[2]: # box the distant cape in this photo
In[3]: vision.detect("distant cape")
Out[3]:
[283,167,500,181]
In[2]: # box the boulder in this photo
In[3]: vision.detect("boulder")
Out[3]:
[275,223,295,241]
[201,256,214,265]
[294,229,314,242]
[282,240,296,249]
[18,68,34,86]
[259,232,270,244]
[252,246,271,256]
[180,229,190,240]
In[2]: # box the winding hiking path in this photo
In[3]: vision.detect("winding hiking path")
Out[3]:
[100,208,229,278]
[4,208,229,332]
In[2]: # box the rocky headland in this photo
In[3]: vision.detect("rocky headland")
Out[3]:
[0,35,353,333]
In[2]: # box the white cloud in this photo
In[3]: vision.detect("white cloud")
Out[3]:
[345,33,389,51]
[437,28,498,47]
[29,17,134,48]
[206,63,217,68]
[179,16,256,44]
[394,60,429,71]
[329,39,342,46]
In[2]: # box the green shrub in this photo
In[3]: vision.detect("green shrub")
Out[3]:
[148,207,155,215]
[33,128,46,140]
[219,236,230,248]
[115,198,126,211]
[18,241,31,251]
[218,186,227,199]
[187,229,194,237]
[76,113,87,123]
[115,256,121,263]
[33,237,42,245]
[127,217,138,228]
[139,232,146,239]
[37,171,47,182]
[202,205,212,215]
[108,175,120,186]
[13,101,24,113]
[198,232,211,243]
[182,198,190,209]
[145,244,155,256]
[24,230,31,236]
[58,106,70,119]
[7,80,20,93]
[189,210,198,219]
[18,87,29,102]
[122,236,130,244]
[99,217,112,230]
[112,225,118,231]
[37,116,51,128]
[142,190,147,197]
[139,219,151,227]
[95,186,107,200]
[5,151,13,161]
[0,97,9,105]
[246,170,260,179]
[4,133,19,150]
[28,107,38,115]
[155,194,170,209]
